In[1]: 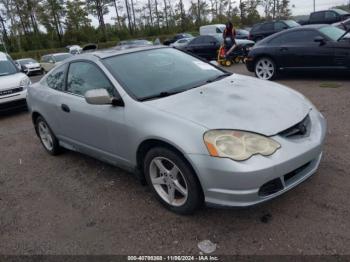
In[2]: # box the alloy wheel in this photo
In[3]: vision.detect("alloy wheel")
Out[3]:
[149,157,188,207]
[255,58,275,80]
[38,121,54,151]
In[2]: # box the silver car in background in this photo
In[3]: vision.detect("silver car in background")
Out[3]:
[27,46,326,214]
[40,53,72,73]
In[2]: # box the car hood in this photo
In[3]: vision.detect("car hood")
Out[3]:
[145,74,311,136]
[0,73,26,91]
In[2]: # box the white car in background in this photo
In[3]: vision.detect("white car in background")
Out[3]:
[170,38,193,49]
[0,52,31,112]
[40,53,72,73]
[199,24,226,37]
[68,45,83,55]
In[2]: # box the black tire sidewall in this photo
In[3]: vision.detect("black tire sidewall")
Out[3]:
[143,147,203,215]
[35,116,60,155]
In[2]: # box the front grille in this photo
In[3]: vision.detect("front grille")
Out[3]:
[279,115,311,138]
[259,161,312,197]
[258,178,284,197]
[0,87,23,97]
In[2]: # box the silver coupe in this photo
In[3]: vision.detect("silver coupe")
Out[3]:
[27,46,327,214]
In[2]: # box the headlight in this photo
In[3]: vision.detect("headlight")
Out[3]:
[19,77,31,89]
[204,130,281,161]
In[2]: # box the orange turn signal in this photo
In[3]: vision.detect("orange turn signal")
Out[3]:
[205,142,219,157]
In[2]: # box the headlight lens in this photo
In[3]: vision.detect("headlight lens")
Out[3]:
[19,77,31,90]
[204,130,281,161]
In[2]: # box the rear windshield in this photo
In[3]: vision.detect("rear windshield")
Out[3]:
[0,54,18,76]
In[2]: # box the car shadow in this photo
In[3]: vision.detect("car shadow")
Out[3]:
[0,108,29,118]
[277,71,350,81]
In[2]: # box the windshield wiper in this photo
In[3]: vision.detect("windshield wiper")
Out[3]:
[139,91,183,101]
[206,72,232,83]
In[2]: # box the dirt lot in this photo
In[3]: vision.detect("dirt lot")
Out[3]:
[0,64,350,255]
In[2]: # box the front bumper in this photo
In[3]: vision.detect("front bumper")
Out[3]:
[0,90,27,112]
[245,59,255,72]
[186,109,327,207]
[25,67,42,74]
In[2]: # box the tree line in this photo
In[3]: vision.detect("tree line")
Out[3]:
[0,0,291,53]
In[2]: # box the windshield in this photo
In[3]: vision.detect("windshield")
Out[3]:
[284,20,300,28]
[18,58,37,65]
[103,48,227,101]
[333,9,349,15]
[54,54,72,62]
[319,26,348,41]
[0,54,18,76]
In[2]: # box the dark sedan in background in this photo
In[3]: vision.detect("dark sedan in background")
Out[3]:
[163,33,194,46]
[246,25,350,80]
[184,35,255,61]
[249,20,300,42]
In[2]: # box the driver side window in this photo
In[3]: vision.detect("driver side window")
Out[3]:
[67,62,116,97]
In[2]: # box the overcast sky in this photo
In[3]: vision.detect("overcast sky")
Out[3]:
[92,0,349,26]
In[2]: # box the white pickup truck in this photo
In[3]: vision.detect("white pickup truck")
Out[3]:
[0,52,31,112]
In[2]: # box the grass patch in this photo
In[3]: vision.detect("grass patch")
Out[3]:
[319,82,342,88]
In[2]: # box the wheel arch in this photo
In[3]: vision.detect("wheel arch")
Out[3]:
[31,111,42,124]
[136,139,204,196]
[254,54,277,68]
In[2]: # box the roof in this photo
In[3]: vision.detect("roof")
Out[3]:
[91,45,166,59]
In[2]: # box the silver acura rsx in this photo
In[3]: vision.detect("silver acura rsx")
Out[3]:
[27,46,326,214]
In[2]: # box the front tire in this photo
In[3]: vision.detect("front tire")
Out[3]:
[144,147,203,215]
[35,116,61,155]
[254,57,277,80]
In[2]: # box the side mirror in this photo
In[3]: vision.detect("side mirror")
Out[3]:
[85,88,124,107]
[314,36,326,45]
[15,62,21,71]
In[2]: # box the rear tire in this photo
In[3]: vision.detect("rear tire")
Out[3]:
[144,147,203,215]
[35,116,61,155]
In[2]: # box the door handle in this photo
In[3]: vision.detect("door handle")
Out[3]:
[61,104,70,113]
[280,47,288,52]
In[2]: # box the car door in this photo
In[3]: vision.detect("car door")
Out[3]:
[185,36,210,59]
[56,60,128,165]
[200,36,220,60]
[260,22,275,39]
[273,30,335,69]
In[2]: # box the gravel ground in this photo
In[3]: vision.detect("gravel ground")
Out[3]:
[0,64,349,255]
